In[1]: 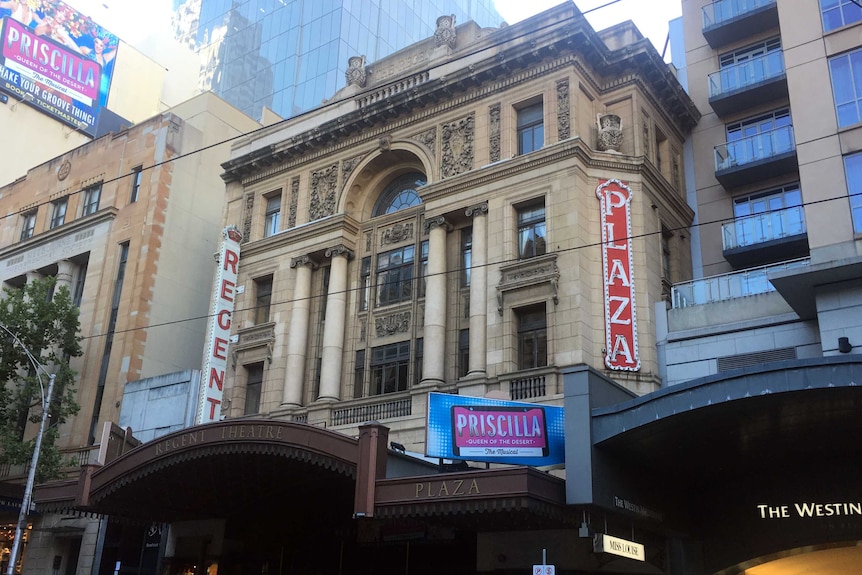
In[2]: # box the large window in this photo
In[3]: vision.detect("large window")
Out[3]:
[458,329,470,378]
[846,152,862,233]
[370,341,411,395]
[244,364,263,415]
[264,194,281,237]
[253,276,273,324]
[829,48,862,128]
[20,211,36,240]
[376,245,415,307]
[461,228,472,287]
[372,173,425,216]
[821,0,862,32]
[82,184,102,216]
[517,201,547,259]
[130,166,142,203]
[517,102,544,155]
[517,304,547,370]
[50,198,68,229]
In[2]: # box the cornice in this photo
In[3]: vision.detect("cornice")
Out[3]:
[0,207,118,261]
[238,213,361,260]
[222,13,699,184]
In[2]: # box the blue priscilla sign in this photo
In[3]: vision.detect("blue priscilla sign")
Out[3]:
[425,392,565,466]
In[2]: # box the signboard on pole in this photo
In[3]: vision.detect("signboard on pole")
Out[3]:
[532,566,555,575]
[197,226,242,424]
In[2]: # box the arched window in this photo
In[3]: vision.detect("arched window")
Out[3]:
[372,172,426,217]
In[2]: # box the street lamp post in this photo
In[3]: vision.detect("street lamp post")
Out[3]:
[0,325,55,575]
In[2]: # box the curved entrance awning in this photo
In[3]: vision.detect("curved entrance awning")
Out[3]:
[37,420,359,524]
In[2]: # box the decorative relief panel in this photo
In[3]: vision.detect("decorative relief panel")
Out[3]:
[434,14,457,49]
[342,154,364,182]
[381,222,414,245]
[489,103,501,163]
[556,79,570,141]
[375,311,411,337]
[288,176,299,228]
[411,128,437,159]
[345,55,367,88]
[597,113,623,153]
[642,115,650,158]
[496,253,560,315]
[309,164,338,220]
[441,113,474,178]
[242,193,254,244]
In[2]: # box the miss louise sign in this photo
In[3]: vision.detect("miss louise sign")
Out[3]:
[596,179,640,371]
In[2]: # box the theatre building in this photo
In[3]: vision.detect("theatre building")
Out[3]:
[22,2,862,575]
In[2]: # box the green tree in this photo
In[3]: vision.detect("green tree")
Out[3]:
[0,277,82,482]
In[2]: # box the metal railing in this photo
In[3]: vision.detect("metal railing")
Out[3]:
[721,206,806,250]
[671,258,810,308]
[714,125,795,171]
[702,0,776,29]
[708,50,785,98]
[332,395,412,426]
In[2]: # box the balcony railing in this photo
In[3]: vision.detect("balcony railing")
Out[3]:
[708,51,785,98]
[671,258,810,308]
[722,206,806,250]
[714,126,795,172]
[331,394,412,426]
[702,0,776,29]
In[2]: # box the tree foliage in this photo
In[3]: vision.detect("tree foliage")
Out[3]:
[0,277,82,482]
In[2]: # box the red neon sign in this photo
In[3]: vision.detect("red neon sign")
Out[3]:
[596,179,640,371]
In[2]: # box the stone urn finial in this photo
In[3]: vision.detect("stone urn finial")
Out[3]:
[597,113,623,153]
[346,55,367,88]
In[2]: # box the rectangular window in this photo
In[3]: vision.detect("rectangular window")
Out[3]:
[413,338,423,387]
[359,256,371,311]
[20,211,36,240]
[72,259,89,308]
[253,276,273,324]
[130,166,143,203]
[661,227,672,282]
[461,228,472,287]
[821,0,862,32]
[353,349,365,399]
[517,101,544,155]
[517,304,547,370]
[459,329,470,378]
[82,184,102,216]
[375,245,415,307]
[419,240,429,297]
[264,194,281,237]
[846,152,862,233]
[517,201,547,259]
[50,198,68,229]
[829,48,862,128]
[370,341,410,395]
[244,363,263,415]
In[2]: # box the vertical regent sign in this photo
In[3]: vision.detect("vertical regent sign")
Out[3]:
[197,226,242,423]
[596,179,640,371]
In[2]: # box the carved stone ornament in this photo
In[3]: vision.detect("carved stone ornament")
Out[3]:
[325,244,354,260]
[379,135,392,152]
[57,159,71,181]
[642,118,650,157]
[290,255,318,269]
[242,193,254,244]
[342,154,364,181]
[411,128,436,158]
[496,253,560,315]
[381,222,414,245]
[672,153,681,190]
[288,176,299,228]
[556,79,570,141]
[346,55,367,88]
[309,164,338,221]
[441,114,474,178]
[423,215,452,233]
[465,202,488,218]
[597,113,623,153]
[489,103,501,163]
[375,311,411,337]
[434,14,457,49]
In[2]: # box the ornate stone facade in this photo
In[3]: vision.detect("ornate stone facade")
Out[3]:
[375,312,411,337]
[381,222,414,245]
[441,114,474,178]
[434,15,457,49]
[489,103,501,163]
[345,55,367,88]
[556,79,570,140]
[309,164,338,220]
[242,193,254,243]
[597,113,623,152]
[288,177,299,228]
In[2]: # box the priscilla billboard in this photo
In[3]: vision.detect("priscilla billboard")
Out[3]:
[426,392,565,466]
[0,0,119,136]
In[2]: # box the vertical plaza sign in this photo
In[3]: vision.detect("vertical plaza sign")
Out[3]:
[596,179,640,371]
[197,226,242,424]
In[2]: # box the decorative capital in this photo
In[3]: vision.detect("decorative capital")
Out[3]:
[290,255,318,269]
[465,202,488,218]
[325,244,354,260]
[423,216,452,233]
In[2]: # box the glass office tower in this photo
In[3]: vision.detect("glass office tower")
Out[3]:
[173,0,503,120]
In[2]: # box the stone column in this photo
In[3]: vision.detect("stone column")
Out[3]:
[318,244,353,401]
[283,255,317,406]
[422,216,451,385]
[55,259,75,298]
[24,271,43,303]
[466,203,488,378]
